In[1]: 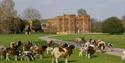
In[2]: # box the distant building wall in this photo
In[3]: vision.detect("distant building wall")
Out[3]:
[45,14,91,34]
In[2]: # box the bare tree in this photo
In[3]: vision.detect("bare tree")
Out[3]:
[91,18,102,32]
[22,8,42,33]
[1,0,17,18]
[22,8,41,20]
[122,15,125,21]
[0,0,19,33]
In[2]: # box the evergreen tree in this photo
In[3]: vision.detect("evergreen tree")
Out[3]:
[102,17,124,34]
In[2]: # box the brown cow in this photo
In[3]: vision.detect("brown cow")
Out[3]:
[24,41,33,51]
[5,41,23,61]
[52,45,75,63]
[30,45,47,59]
[97,40,106,52]
[59,43,68,48]
[86,45,96,58]
[47,40,54,47]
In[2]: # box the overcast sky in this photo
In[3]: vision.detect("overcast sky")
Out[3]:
[14,0,125,20]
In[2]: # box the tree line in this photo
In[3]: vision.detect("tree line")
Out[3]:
[0,0,42,34]
[91,16,125,34]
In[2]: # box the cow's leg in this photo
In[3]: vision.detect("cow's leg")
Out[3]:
[86,53,87,56]
[29,32,31,35]
[79,52,81,56]
[30,54,35,60]
[40,55,43,60]
[88,54,91,58]
[6,56,9,61]
[47,50,49,54]
[85,52,88,57]
[14,55,18,61]
[101,46,105,52]
[6,53,9,61]
[47,51,48,54]
[27,56,30,61]
[109,47,113,52]
[81,51,83,56]
[21,54,25,61]
[0,56,4,59]
[109,47,112,52]
[21,57,23,61]
[124,56,125,60]
[55,58,58,63]
[0,56,3,59]
[121,55,124,60]
[79,51,83,56]
[24,56,27,61]
[52,57,55,63]
[121,55,125,60]
[65,58,68,63]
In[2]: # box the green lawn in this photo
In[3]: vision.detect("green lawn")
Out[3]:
[0,33,124,63]
[0,33,46,47]
[51,34,125,48]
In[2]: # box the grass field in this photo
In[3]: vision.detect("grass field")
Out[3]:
[51,34,125,48]
[0,33,47,47]
[0,33,124,63]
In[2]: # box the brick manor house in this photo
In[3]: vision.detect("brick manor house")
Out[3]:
[42,11,92,34]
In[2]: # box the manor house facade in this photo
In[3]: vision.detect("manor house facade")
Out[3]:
[45,14,91,34]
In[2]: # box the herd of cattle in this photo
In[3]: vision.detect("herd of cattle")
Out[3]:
[0,38,125,63]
